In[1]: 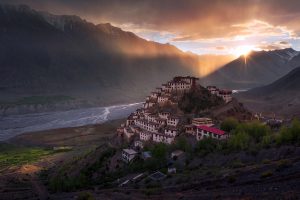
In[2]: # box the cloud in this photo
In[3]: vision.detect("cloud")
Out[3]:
[279,41,289,45]
[3,0,300,41]
[2,0,300,53]
[256,41,292,51]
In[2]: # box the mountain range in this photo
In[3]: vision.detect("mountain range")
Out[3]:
[202,48,300,89]
[1,4,300,115]
[235,66,300,117]
[0,4,201,106]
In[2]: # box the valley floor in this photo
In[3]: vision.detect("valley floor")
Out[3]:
[0,120,122,200]
[235,93,300,118]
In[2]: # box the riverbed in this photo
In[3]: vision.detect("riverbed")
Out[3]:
[0,102,142,141]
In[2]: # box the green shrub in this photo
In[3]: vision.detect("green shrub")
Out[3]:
[262,159,271,164]
[230,160,245,168]
[260,170,273,178]
[77,192,95,200]
[276,119,300,145]
[276,159,292,171]
[151,143,167,160]
[194,138,218,156]
[233,121,271,142]
[221,117,239,133]
[175,136,192,152]
[228,131,250,151]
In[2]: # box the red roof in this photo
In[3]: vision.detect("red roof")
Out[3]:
[197,126,225,135]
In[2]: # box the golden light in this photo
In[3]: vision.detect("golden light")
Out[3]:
[231,45,255,57]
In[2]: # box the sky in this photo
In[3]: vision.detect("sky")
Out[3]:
[4,0,300,56]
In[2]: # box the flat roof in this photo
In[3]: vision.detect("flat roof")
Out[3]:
[172,150,184,156]
[193,117,212,120]
[149,171,166,180]
[123,149,137,155]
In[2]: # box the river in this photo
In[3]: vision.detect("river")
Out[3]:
[0,102,143,141]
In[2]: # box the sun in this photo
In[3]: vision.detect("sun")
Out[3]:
[232,45,254,57]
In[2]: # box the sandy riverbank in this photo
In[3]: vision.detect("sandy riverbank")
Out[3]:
[8,119,124,148]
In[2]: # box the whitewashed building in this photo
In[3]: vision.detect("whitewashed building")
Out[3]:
[159,111,171,120]
[122,149,138,163]
[167,116,180,126]
[207,86,219,95]
[152,133,175,144]
[218,90,233,103]
[140,131,153,141]
[196,126,227,140]
[192,118,214,127]
[158,95,169,104]
[124,127,135,138]
[164,126,178,137]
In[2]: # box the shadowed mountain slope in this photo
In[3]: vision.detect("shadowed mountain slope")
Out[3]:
[235,67,300,117]
[202,48,300,89]
[0,4,200,107]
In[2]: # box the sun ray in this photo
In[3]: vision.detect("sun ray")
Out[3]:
[231,45,254,58]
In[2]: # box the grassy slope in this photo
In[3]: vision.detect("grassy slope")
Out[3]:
[0,143,58,170]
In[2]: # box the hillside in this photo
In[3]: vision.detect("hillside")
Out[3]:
[235,67,300,117]
[202,48,300,89]
[178,86,251,121]
[2,76,300,199]
[0,4,201,113]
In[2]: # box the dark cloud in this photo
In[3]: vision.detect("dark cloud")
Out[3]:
[279,41,289,45]
[257,41,292,50]
[2,0,300,40]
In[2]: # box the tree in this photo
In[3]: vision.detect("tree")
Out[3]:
[244,121,271,143]
[151,143,167,160]
[276,118,300,145]
[220,117,239,132]
[228,131,250,150]
[175,136,191,152]
[195,138,218,156]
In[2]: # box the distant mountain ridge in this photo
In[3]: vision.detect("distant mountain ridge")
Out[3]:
[236,66,300,117]
[245,67,300,95]
[202,48,300,89]
[0,4,198,106]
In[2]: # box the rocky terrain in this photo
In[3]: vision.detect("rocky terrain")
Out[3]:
[2,121,299,200]
[51,145,300,200]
